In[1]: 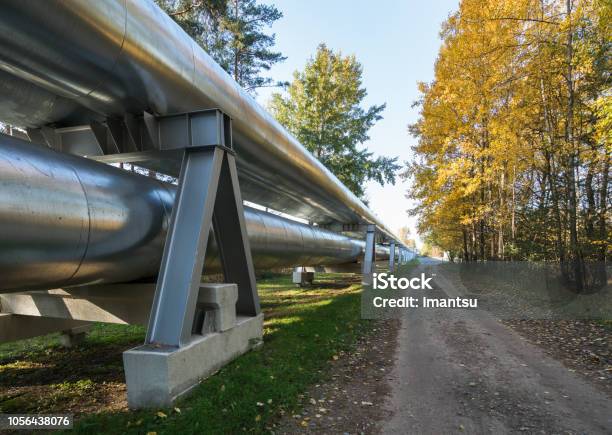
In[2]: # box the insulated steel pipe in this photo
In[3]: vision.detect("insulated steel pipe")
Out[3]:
[0,0,401,244]
[0,134,388,292]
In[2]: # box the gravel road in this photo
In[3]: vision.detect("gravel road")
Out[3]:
[382,259,612,434]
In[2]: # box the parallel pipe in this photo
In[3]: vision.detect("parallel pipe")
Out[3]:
[0,0,401,244]
[0,134,388,292]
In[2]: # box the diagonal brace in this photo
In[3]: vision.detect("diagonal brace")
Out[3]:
[146,144,259,348]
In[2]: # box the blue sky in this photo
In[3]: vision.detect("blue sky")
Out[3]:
[257,0,459,246]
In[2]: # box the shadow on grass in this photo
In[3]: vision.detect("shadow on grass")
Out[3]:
[302,281,357,290]
[1,276,368,434]
[73,284,365,434]
[0,324,145,414]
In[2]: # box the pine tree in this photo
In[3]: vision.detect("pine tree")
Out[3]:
[157,0,285,92]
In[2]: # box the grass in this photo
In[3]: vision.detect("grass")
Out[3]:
[0,272,372,434]
[596,319,612,329]
[0,323,146,360]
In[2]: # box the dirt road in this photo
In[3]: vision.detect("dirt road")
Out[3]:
[382,259,612,434]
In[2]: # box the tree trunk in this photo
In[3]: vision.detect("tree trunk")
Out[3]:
[471,223,477,262]
[596,152,610,285]
[463,228,469,262]
[546,151,566,270]
[479,219,485,262]
[564,0,584,291]
[498,170,505,260]
[585,163,596,245]
[233,0,240,84]
[511,164,516,260]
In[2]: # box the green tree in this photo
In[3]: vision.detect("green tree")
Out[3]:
[223,0,286,91]
[269,44,400,199]
[157,0,285,92]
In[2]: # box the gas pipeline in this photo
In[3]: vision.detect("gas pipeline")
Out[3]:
[0,0,401,243]
[0,133,389,292]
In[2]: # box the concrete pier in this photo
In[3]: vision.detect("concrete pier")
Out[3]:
[123,284,263,408]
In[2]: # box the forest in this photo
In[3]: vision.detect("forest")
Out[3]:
[407,0,610,291]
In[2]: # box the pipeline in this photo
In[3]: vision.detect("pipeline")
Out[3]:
[0,0,401,244]
[0,133,389,292]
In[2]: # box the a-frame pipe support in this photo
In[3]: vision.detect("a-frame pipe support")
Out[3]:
[362,224,377,286]
[145,110,259,348]
[123,109,262,408]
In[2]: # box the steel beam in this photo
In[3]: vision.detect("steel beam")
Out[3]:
[0,285,157,325]
[146,146,225,347]
[389,241,396,272]
[362,224,376,286]
[211,152,259,316]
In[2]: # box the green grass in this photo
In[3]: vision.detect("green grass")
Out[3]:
[1,273,372,434]
[0,323,146,361]
[0,322,146,415]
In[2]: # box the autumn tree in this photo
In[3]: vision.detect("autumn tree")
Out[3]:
[398,226,417,249]
[269,44,400,200]
[406,0,610,291]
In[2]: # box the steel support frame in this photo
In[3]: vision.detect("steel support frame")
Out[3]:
[145,111,259,348]
[362,224,377,285]
[389,241,396,272]
[31,108,260,348]
[2,109,261,350]
[5,109,264,408]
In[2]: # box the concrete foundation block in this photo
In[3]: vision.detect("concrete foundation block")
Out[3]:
[123,314,263,409]
[198,283,237,332]
[293,271,314,286]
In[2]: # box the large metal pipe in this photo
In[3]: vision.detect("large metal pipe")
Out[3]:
[0,0,400,243]
[0,133,388,292]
